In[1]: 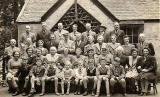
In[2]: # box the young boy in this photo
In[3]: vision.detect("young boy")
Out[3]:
[83,59,97,96]
[110,57,126,96]
[28,60,45,96]
[61,61,73,95]
[96,57,110,97]
[74,61,86,95]
[41,64,59,96]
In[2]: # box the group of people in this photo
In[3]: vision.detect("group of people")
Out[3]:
[3,21,157,97]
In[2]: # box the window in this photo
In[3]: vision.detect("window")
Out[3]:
[120,24,144,45]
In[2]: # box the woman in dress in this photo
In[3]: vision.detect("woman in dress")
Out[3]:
[137,47,157,96]
[125,48,140,93]
[6,51,22,96]
[44,46,60,67]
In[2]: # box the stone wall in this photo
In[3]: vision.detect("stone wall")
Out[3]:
[144,21,160,73]
[17,23,41,44]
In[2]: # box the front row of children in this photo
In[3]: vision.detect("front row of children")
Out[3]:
[24,56,125,97]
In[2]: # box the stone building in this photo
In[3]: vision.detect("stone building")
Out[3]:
[16,0,160,68]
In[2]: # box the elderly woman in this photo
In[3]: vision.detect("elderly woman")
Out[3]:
[107,34,121,57]
[6,51,22,96]
[122,35,135,56]
[94,35,108,55]
[125,48,140,93]
[58,47,74,68]
[115,46,128,68]
[137,48,157,96]
[44,46,60,67]
[37,40,48,56]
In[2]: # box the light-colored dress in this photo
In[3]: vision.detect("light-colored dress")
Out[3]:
[126,56,140,78]
[44,53,60,66]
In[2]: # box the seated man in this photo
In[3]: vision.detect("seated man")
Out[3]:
[61,61,73,95]
[110,57,126,96]
[96,57,110,97]
[28,60,45,96]
[41,63,59,96]
[16,56,33,96]
[74,61,86,95]
[83,59,97,96]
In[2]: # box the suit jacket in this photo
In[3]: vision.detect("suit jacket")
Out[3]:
[75,40,85,53]
[94,43,108,55]
[84,44,95,55]
[110,29,125,45]
[97,31,110,43]
[69,31,81,41]
[36,30,51,48]
[53,29,68,45]
[136,56,157,74]
[136,41,155,56]
[107,43,121,56]
[82,30,97,45]
[58,39,75,54]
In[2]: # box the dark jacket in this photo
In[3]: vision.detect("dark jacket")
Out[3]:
[136,56,157,74]
[110,29,125,45]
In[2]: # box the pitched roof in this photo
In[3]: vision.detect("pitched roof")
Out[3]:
[17,0,160,23]
[16,0,58,22]
[98,0,160,20]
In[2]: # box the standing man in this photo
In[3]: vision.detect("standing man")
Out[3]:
[54,23,68,46]
[97,25,110,43]
[137,33,155,56]
[82,23,96,46]
[110,22,125,45]
[20,25,36,50]
[36,22,51,50]
[69,24,81,41]
[4,39,20,58]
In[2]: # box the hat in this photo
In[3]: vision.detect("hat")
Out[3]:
[99,24,106,30]
[114,57,121,62]
[21,55,28,60]
[97,35,104,40]
[87,46,94,52]
[62,30,69,35]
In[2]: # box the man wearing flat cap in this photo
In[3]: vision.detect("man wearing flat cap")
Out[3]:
[58,31,75,54]
[97,24,110,43]
[98,45,114,65]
